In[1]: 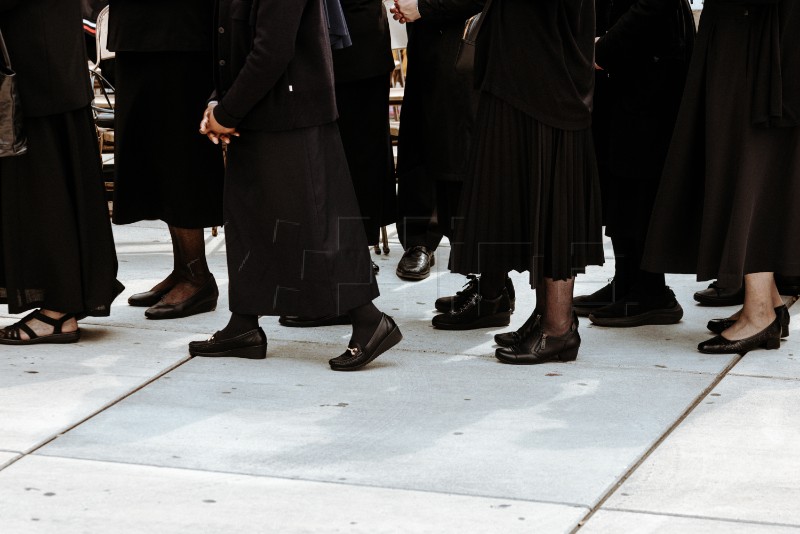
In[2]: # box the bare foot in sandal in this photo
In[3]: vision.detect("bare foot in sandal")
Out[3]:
[0,309,80,345]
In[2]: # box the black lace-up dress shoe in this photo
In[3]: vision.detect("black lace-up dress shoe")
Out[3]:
[435,275,516,313]
[432,289,512,330]
[396,246,435,280]
[189,327,268,359]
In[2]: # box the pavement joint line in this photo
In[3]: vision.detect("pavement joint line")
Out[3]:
[570,353,745,533]
[727,373,800,381]
[602,507,800,530]
[4,453,595,511]
[0,355,193,475]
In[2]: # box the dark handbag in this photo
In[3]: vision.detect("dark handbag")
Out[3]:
[0,29,27,158]
[454,0,493,75]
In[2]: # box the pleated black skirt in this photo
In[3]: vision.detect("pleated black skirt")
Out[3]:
[112,51,224,228]
[642,5,800,287]
[224,122,379,317]
[452,93,605,287]
[0,107,123,316]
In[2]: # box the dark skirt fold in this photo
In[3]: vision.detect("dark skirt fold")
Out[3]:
[452,93,605,287]
[0,107,123,315]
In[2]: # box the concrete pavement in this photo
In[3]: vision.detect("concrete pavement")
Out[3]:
[1,221,798,533]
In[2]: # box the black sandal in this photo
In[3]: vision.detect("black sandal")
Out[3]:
[0,310,81,345]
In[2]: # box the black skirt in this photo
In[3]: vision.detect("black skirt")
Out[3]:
[0,107,123,316]
[224,122,379,317]
[642,5,800,287]
[452,93,605,287]
[335,74,396,245]
[112,51,224,228]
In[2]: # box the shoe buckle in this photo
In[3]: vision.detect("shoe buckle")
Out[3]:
[347,347,359,356]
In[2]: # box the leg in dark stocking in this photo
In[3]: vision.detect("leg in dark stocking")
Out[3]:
[349,302,383,347]
[162,227,213,305]
[330,301,402,371]
[542,277,575,336]
[478,269,506,300]
[217,312,260,341]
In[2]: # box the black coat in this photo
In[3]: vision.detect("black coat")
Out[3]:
[0,0,92,118]
[108,0,214,52]
[212,0,337,131]
[594,0,695,179]
[396,0,484,182]
[332,0,394,83]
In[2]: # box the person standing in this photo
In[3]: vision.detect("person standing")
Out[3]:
[278,0,397,329]
[108,0,225,320]
[189,0,402,371]
[391,0,484,281]
[572,0,695,327]
[643,0,800,354]
[0,0,123,344]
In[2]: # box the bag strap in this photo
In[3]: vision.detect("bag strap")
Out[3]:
[470,0,495,38]
[0,29,11,69]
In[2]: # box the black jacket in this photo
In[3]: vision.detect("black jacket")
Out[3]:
[0,0,92,117]
[212,0,337,131]
[108,0,214,52]
[332,0,394,83]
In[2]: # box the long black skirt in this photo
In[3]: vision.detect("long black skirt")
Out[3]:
[112,51,224,228]
[224,122,379,317]
[335,74,396,245]
[0,107,123,316]
[642,5,800,287]
[452,93,604,288]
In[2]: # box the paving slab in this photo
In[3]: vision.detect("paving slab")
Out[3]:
[582,510,800,533]
[602,375,800,527]
[0,327,191,453]
[0,456,587,534]
[37,346,721,508]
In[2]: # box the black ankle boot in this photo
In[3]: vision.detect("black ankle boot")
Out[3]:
[495,315,580,364]
[431,288,512,330]
[494,311,541,348]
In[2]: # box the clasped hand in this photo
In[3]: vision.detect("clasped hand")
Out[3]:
[390,0,421,24]
[199,102,239,145]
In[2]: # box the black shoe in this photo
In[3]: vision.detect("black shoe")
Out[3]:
[698,317,781,354]
[573,280,625,317]
[707,305,790,337]
[372,260,380,275]
[432,289,512,330]
[278,314,352,328]
[496,316,580,364]
[435,275,516,313]
[589,288,683,327]
[494,311,541,348]
[189,327,268,359]
[145,276,219,320]
[396,246,435,281]
[329,314,402,371]
[694,281,745,306]
[128,287,172,308]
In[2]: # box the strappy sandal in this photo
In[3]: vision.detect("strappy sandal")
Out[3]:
[0,310,81,345]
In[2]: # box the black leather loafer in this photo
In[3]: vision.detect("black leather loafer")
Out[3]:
[278,313,352,328]
[693,281,745,306]
[698,317,781,354]
[128,287,172,308]
[145,276,219,320]
[496,317,580,365]
[707,305,790,337]
[329,314,402,371]
[435,275,516,313]
[396,246,435,281]
[189,327,267,359]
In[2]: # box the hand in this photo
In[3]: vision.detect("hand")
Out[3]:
[199,102,239,145]
[391,0,421,24]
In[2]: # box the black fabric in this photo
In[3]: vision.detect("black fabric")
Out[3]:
[108,0,214,52]
[332,0,393,83]
[0,107,123,315]
[452,93,604,288]
[477,0,595,131]
[643,2,800,286]
[112,51,224,228]
[212,0,338,132]
[224,122,378,317]
[0,0,93,118]
[335,74,396,245]
[397,172,462,251]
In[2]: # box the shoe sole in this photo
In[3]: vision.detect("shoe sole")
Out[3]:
[329,326,403,371]
[436,300,516,314]
[495,346,579,364]
[145,299,217,320]
[0,331,81,345]
[589,306,684,327]
[190,343,267,359]
[432,312,512,331]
